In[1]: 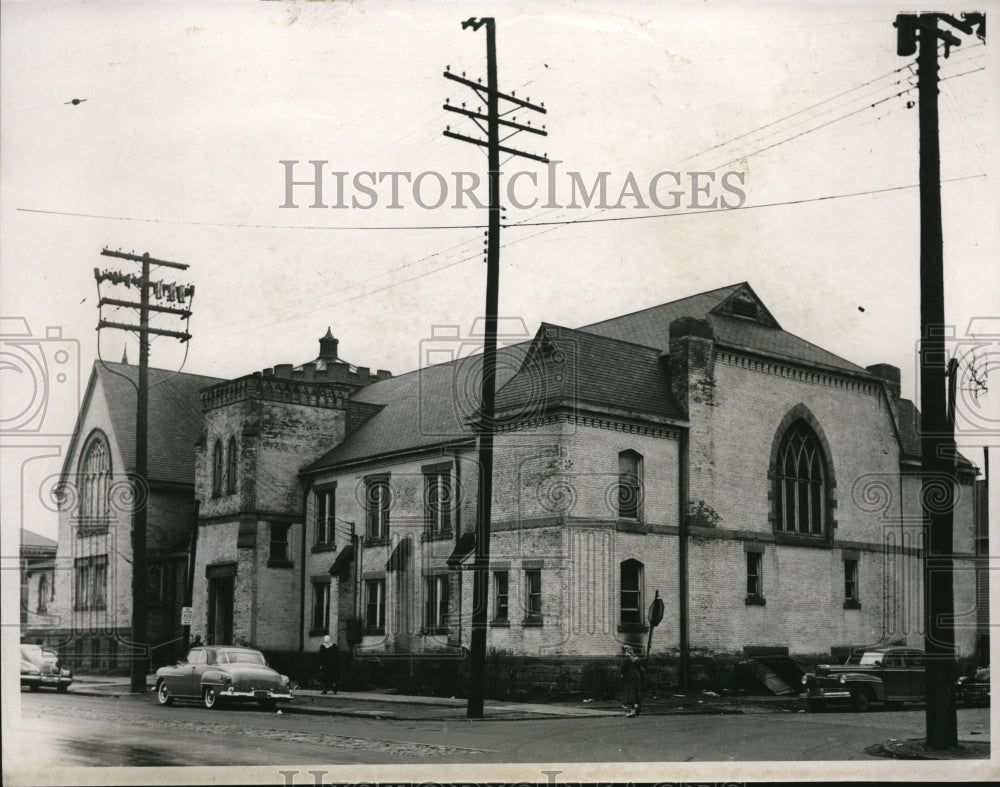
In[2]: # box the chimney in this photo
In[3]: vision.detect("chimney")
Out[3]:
[866,363,901,400]
[319,328,339,362]
[668,316,716,417]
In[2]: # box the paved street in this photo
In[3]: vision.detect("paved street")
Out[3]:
[10,686,991,771]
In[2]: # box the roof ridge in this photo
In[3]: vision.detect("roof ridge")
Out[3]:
[578,283,744,331]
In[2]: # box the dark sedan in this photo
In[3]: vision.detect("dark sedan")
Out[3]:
[801,646,925,712]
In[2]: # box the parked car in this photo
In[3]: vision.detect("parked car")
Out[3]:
[956,667,990,707]
[801,646,925,712]
[21,644,72,692]
[154,646,292,710]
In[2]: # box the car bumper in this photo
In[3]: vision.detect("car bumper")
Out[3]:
[958,687,990,704]
[806,687,851,700]
[221,687,292,701]
[22,675,72,688]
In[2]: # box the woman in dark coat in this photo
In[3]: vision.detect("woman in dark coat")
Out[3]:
[318,635,340,694]
[621,646,645,717]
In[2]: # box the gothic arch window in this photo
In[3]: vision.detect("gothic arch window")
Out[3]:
[226,437,238,495]
[773,418,830,537]
[79,432,112,523]
[212,440,223,498]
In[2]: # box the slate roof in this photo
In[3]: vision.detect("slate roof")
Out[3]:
[69,362,223,485]
[895,398,974,469]
[303,348,522,470]
[580,283,869,375]
[304,323,684,473]
[21,529,57,556]
[493,324,682,421]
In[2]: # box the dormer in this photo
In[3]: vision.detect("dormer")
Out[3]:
[710,283,780,328]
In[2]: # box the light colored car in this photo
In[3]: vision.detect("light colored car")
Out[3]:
[154,646,292,710]
[21,644,73,692]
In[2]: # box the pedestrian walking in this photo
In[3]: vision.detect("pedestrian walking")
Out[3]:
[621,646,645,717]
[318,635,339,694]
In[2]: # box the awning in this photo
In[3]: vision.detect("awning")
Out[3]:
[446,532,476,568]
[386,537,412,572]
[328,544,355,578]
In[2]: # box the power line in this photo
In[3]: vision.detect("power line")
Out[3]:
[679,62,913,165]
[500,174,985,227]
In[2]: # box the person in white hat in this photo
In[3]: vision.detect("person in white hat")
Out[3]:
[318,635,340,694]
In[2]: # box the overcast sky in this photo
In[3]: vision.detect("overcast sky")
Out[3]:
[2,0,997,543]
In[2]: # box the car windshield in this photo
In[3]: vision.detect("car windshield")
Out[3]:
[223,650,266,665]
[857,651,885,665]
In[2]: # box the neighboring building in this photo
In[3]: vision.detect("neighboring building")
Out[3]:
[44,361,222,671]
[188,283,980,687]
[20,529,56,630]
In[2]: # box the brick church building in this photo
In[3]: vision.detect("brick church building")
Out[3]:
[43,283,983,686]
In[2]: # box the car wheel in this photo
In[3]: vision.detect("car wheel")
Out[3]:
[807,699,826,712]
[851,688,872,712]
[204,686,220,710]
[156,680,174,706]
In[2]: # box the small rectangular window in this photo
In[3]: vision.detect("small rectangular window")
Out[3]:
[746,552,762,599]
[270,524,290,563]
[620,560,643,625]
[424,574,449,632]
[424,472,452,537]
[493,571,509,622]
[316,488,335,546]
[525,569,542,622]
[366,479,391,541]
[365,578,385,632]
[844,558,860,608]
[618,451,643,520]
[311,581,330,633]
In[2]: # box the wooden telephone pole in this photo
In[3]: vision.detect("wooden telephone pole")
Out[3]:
[444,17,548,718]
[893,11,986,750]
[96,248,193,693]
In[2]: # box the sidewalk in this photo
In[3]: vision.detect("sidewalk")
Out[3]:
[66,674,808,720]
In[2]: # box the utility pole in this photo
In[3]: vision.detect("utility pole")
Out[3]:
[95,248,194,693]
[894,11,985,750]
[443,17,548,718]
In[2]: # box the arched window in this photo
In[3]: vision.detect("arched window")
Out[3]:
[80,433,111,523]
[620,559,644,626]
[212,440,223,498]
[226,437,238,495]
[618,450,643,520]
[774,420,828,536]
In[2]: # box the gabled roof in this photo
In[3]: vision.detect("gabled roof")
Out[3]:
[580,282,867,375]
[494,324,682,421]
[63,362,223,485]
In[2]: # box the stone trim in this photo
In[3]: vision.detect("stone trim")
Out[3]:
[202,376,349,411]
[716,349,880,396]
[493,411,682,439]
